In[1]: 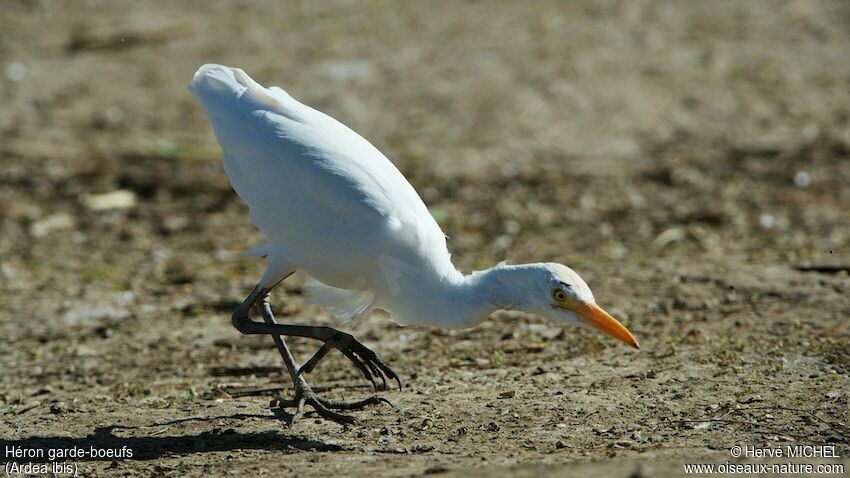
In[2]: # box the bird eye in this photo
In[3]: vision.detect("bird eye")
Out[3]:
[552,289,567,302]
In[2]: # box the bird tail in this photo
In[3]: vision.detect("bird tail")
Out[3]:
[188,64,284,113]
[188,65,302,159]
[303,277,375,323]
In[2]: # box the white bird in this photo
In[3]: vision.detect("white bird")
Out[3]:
[189,64,639,424]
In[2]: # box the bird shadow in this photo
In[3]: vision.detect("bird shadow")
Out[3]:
[2,412,344,462]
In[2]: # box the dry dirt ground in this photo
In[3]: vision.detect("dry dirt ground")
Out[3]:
[1,1,849,476]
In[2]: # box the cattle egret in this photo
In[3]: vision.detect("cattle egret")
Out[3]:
[189,64,639,425]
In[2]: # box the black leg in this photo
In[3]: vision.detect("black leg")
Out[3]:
[232,287,402,391]
[259,293,300,383]
[230,283,399,425]
[258,293,362,425]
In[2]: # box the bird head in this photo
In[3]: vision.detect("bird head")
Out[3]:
[505,263,640,349]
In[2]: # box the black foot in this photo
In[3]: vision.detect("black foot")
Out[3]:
[271,376,395,426]
[298,330,402,392]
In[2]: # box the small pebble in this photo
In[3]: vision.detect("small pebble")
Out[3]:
[81,190,137,211]
[758,213,775,230]
[5,62,26,81]
[29,213,74,238]
[104,105,125,125]
[793,171,811,188]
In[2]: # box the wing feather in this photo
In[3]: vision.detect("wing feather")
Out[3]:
[189,64,454,290]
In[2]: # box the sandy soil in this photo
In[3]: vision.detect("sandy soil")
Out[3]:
[1,1,849,476]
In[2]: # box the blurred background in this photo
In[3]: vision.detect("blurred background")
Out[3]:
[1,1,848,476]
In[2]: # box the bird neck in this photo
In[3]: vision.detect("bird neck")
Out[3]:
[377,262,537,329]
[437,263,536,328]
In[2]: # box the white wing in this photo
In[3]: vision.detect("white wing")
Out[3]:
[188,64,454,294]
[302,276,375,322]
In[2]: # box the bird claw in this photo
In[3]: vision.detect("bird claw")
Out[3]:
[324,331,403,392]
[270,379,395,426]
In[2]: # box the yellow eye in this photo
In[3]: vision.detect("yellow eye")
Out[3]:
[552,289,567,302]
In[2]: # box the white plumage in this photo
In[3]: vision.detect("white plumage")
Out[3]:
[189,64,639,348]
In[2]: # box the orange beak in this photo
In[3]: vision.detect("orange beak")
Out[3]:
[573,302,640,349]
